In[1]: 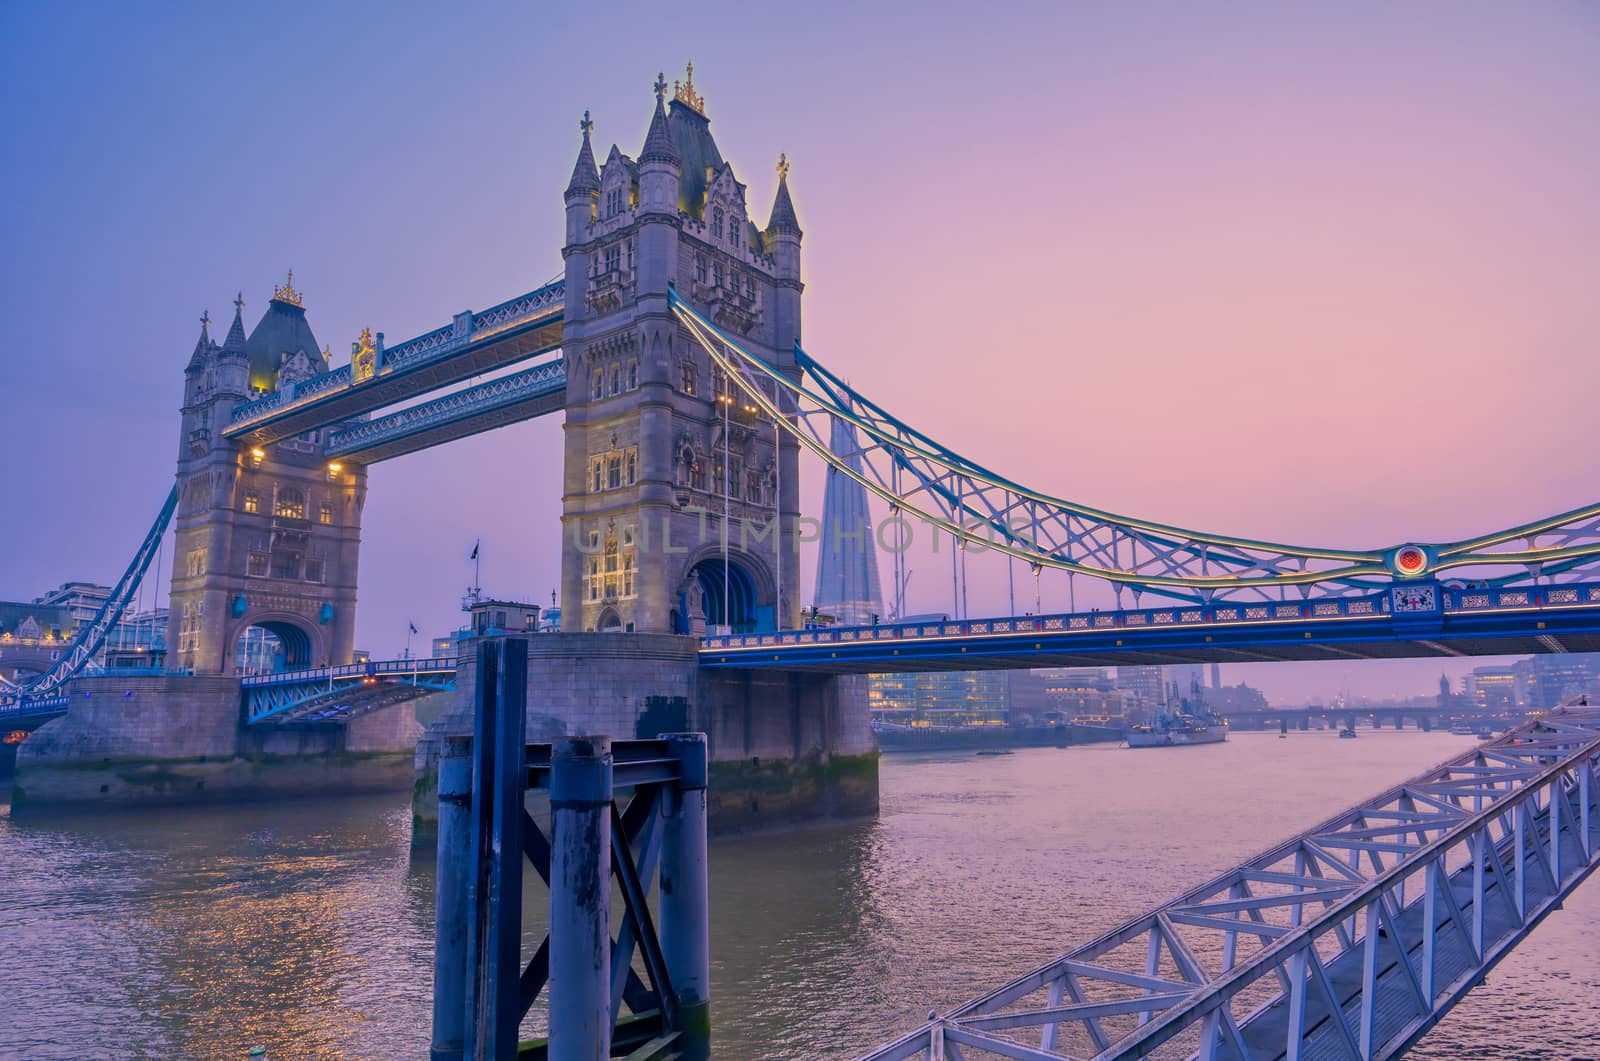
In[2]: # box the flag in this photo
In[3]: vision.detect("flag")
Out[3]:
[408,621,418,634]
[470,540,479,561]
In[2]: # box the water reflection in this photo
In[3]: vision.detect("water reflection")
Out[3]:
[3,732,1598,1060]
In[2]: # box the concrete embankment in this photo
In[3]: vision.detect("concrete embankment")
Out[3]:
[10,675,423,813]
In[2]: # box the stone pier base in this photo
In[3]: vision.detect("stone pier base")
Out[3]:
[413,634,878,836]
[11,674,421,813]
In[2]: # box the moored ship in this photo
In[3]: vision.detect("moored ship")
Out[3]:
[1125,709,1228,748]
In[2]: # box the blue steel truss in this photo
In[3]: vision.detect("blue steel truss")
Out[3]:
[860,704,1600,1061]
[242,657,457,725]
[324,359,567,463]
[0,487,178,710]
[224,279,566,444]
[669,290,1600,605]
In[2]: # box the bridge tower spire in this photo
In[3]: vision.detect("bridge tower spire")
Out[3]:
[557,67,799,634]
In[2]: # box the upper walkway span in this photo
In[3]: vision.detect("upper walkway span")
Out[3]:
[223,280,565,450]
[859,705,1600,1061]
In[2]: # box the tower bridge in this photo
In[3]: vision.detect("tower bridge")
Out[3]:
[4,64,1599,1057]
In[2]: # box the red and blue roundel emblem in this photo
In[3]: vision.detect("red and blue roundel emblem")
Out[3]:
[1392,545,1429,577]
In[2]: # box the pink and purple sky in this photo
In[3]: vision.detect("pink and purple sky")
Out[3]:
[2,3,1595,702]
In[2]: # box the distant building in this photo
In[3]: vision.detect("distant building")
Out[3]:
[1470,664,1519,712]
[1202,682,1268,713]
[1038,668,1125,721]
[867,670,1009,725]
[1116,666,1165,713]
[1525,655,1599,708]
[33,582,111,627]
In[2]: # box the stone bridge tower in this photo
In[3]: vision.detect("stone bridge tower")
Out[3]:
[168,277,367,674]
[559,66,803,635]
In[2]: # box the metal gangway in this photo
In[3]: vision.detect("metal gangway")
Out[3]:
[859,705,1600,1061]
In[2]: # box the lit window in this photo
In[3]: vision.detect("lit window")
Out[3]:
[690,461,706,491]
[274,489,305,519]
[247,552,269,577]
[680,360,697,395]
[243,492,259,513]
[319,503,333,524]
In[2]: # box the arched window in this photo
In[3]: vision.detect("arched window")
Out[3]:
[712,207,724,239]
[730,223,740,250]
[592,369,603,400]
[611,367,621,394]
[694,256,707,284]
[627,360,638,389]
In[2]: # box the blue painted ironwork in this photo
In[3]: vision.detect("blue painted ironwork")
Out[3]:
[701,580,1600,672]
[858,704,1600,1061]
[242,657,457,724]
[224,279,565,443]
[0,487,178,710]
[670,289,1600,604]
[0,694,71,724]
[324,359,566,463]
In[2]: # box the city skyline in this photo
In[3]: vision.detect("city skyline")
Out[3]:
[3,3,1597,701]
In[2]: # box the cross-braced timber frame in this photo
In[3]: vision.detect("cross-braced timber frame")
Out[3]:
[857,703,1600,1061]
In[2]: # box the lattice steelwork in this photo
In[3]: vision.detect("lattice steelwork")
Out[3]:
[859,704,1600,1061]
[242,658,457,724]
[0,487,178,709]
[669,291,1600,605]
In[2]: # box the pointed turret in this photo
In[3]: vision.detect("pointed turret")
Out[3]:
[221,293,248,356]
[186,311,214,374]
[638,73,682,217]
[765,153,802,239]
[565,111,601,200]
[640,84,680,167]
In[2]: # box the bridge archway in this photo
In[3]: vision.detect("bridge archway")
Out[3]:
[231,617,319,675]
[685,554,767,634]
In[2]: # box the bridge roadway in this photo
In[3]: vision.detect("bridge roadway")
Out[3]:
[223,280,565,452]
[700,582,1600,673]
[859,705,1600,1061]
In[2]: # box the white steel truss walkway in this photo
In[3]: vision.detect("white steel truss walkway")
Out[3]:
[858,705,1600,1061]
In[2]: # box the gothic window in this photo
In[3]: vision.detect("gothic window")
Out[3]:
[694,256,707,284]
[591,457,604,493]
[305,557,325,584]
[746,470,762,503]
[713,459,725,495]
[610,366,621,394]
[627,360,638,390]
[592,369,604,400]
[690,460,707,491]
[730,224,740,250]
[605,245,621,273]
[713,262,724,289]
[744,275,754,299]
[623,552,635,598]
[271,551,302,580]
[712,207,724,239]
[275,488,305,520]
[588,557,600,601]
[606,188,623,217]
[607,455,622,490]
[680,359,697,395]
[243,491,259,514]
[319,503,333,525]
[625,448,637,486]
[626,240,634,270]
[187,549,206,578]
[247,552,270,577]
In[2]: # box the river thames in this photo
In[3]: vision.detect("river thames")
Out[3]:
[4,729,1597,1060]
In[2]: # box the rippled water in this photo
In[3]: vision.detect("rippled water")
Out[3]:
[3,730,1597,1059]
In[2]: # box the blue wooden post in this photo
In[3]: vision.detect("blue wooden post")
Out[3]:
[464,637,527,1061]
[430,735,472,1061]
[550,736,613,1060]
[661,733,711,1060]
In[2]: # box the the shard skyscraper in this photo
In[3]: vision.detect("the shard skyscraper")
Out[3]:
[812,415,885,625]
